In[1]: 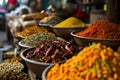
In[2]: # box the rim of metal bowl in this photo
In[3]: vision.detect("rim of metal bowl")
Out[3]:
[18,41,33,48]
[71,31,120,41]
[20,48,53,65]
[42,64,53,80]
[39,23,51,27]
[50,25,87,29]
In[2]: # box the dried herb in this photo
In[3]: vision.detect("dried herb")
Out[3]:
[21,32,57,47]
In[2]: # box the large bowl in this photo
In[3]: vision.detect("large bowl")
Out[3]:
[20,48,53,78]
[50,26,86,39]
[71,31,120,50]
[20,48,65,78]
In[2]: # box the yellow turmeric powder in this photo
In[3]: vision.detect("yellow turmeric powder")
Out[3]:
[46,43,120,80]
[55,17,87,28]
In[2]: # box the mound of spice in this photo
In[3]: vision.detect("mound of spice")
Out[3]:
[33,13,48,19]
[76,20,120,39]
[55,17,87,28]
[20,32,57,47]
[0,62,24,75]
[0,71,30,80]
[47,43,120,80]
[39,15,63,25]
[19,26,48,37]
[25,39,80,63]
[0,61,30,79]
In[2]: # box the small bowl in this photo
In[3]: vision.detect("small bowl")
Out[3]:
[71,31,120,50]
[50,26,86,39]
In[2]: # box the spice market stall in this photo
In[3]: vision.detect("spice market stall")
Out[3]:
[1,0,120,79]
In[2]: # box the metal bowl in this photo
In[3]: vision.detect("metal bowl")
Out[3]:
[71,31,120,50]
[20,48,53,78]
[20,48,65,78]
[50,26,86,39]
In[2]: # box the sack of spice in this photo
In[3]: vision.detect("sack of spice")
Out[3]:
[21,13,39,21]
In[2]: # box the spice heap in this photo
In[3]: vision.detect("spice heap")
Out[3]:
[76,20,120,39]
[0,58,30,79]
[0,71,31,80]
[47,43,120,80]
[33,13,48,19]
[19,26,48,37]
[0,62,24,74]
[39,15,63,25]
[0,61,26,80]
[55,17,87,28]
[21,32,57,47]
[25,39,80,63]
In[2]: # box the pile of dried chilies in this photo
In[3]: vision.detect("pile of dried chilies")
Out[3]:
[25,39,80,63]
